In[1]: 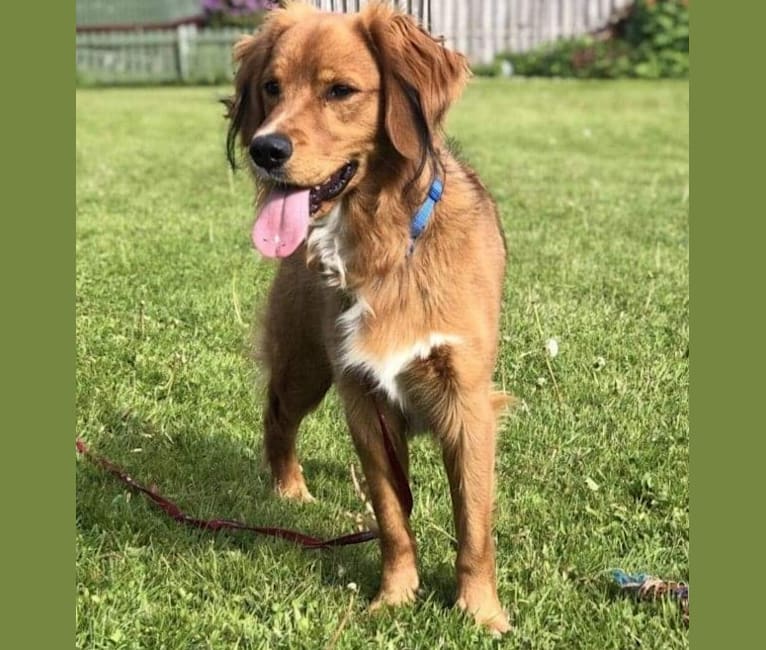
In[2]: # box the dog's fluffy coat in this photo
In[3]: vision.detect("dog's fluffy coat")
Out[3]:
[227,1,511,633]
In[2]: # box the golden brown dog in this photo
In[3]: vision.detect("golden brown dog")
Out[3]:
[226,1,510,634]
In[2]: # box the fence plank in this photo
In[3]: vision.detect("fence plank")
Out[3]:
[437,0,455,51]
[591,0,601,30]
[495,0,507,55]
[455,1,468,57]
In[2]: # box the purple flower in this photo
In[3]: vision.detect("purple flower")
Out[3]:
[201,0,225,11]
[202,0,276,16]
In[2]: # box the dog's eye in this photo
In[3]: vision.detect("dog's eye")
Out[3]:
[327,84,356,100]
[263,80,280,97]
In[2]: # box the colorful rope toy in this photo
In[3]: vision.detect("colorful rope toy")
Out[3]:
[612,569,689,626]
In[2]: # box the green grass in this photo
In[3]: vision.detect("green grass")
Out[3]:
[76,79,688,649]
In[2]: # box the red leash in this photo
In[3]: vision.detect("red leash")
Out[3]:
[76,402,412,549]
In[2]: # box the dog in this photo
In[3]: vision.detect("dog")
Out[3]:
[225,1,510,634]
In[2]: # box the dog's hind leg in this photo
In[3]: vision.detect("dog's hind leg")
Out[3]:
[263,364,331,503]
[337,378,418,609]
[260,257,332,503]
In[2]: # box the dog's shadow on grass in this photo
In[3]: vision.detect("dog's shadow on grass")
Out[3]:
[312,553,458,610]
[78,407,465,609]
[77,407,386,585]
[300,457,354,486]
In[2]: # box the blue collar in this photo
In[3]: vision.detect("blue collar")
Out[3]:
[409,177,443,242]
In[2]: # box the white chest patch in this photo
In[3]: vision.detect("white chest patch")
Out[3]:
[314,205,461,406]
[338,305,462,406]
[306,204,348,289]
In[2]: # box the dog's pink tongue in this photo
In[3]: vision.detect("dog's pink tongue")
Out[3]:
[252,187,310,258]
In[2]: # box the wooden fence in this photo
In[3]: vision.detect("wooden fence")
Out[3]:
[303,0,636,61]
[76,0,636,84]
[77,26,243,84]
[431,0,635,63]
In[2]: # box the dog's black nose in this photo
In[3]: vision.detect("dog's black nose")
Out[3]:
[249,133,293,170]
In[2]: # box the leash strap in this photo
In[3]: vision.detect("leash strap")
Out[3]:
[375,405,413,518]
[76,400,413,549]
[409,177,443,242]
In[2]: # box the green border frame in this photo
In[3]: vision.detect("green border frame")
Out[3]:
[692,1,762,647]
[5,2,73,646]
[10,0,759,646]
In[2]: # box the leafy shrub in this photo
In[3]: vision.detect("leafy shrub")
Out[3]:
[624,0,689,78]
[471,61,503,78]
[499,0,688,79]
[508,37,634,79]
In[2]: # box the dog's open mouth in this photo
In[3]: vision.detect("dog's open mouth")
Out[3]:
[309,161,358,215]
[252,161,358,259]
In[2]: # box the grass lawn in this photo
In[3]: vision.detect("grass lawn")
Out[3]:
[76,78,688,649]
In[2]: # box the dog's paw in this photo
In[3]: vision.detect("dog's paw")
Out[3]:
[369,586,417,612]
[456,592,511,636]
[369,570,420,612]
[273,477,316,504]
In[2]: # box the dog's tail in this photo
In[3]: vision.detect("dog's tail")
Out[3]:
[490,388,518,425]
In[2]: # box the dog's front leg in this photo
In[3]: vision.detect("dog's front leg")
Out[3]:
[337,378,419,610]
[439,392,510,635]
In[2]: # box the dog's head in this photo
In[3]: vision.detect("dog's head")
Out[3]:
[226,1,469,258]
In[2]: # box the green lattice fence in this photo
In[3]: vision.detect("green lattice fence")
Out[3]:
[76,26,244,85]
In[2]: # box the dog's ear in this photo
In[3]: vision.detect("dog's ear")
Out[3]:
[225,4,316,168]
[361,3,470,161]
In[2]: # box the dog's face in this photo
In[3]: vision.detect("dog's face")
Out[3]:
[240,9,381,208]
[227,2,469,258]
